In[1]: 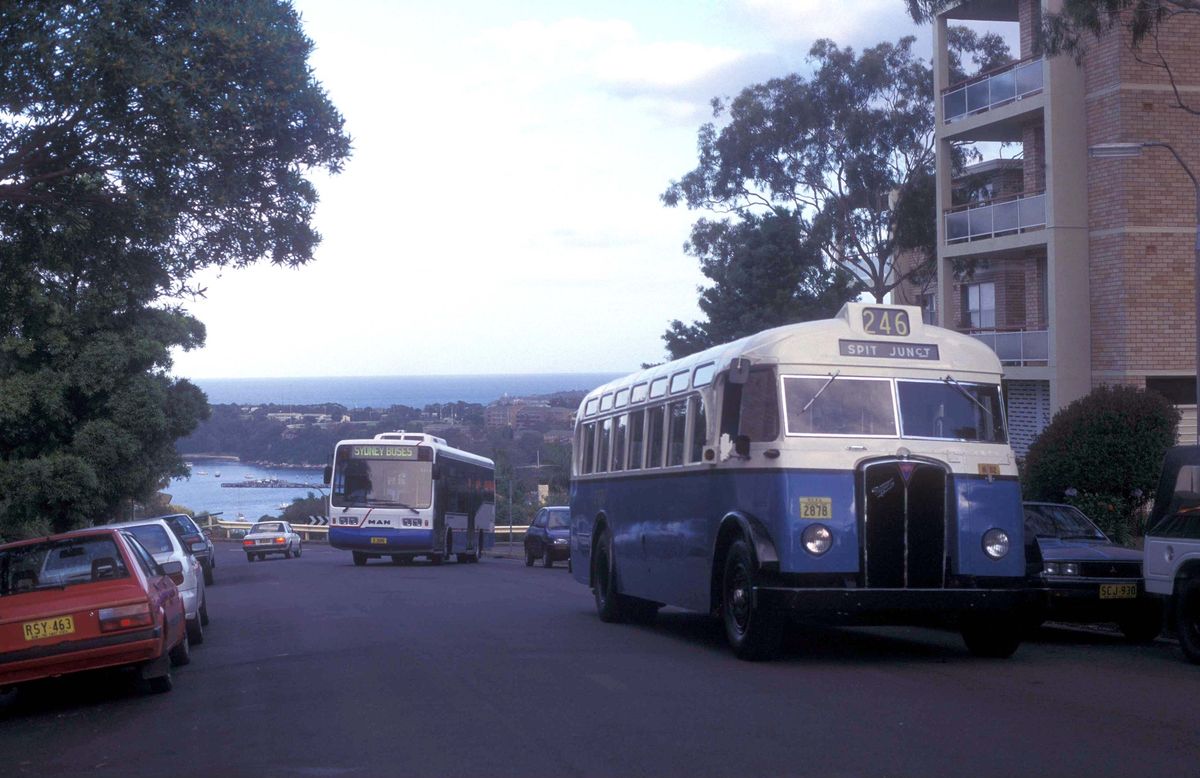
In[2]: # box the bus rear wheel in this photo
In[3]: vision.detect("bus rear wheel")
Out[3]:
[593,527,624,623]
[721,539,782,661]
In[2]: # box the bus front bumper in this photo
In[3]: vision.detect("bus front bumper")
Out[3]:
[329,527,435,552]
[754,581,1043,626]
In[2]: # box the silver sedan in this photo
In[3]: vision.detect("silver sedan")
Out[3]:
[242,521,303,561]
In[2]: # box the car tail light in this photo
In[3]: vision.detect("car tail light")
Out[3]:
[274,537,285,544]
[242,539,254,547]
[99,603,154,632]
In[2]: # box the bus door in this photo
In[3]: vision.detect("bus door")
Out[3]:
[860,458,948,588]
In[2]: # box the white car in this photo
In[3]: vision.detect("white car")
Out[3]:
[1144,445,1200,663]
[243,521,303,562]
[95,519,208,645]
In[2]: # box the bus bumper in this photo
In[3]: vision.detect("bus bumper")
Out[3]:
[329,527,435,552]
[754,580,1043,626]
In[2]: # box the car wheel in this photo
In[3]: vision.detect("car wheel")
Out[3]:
[147,671,173,694]
[568,555,573,574]
[1176,577,1200,664]
[186,615,204,646]
[295,542,302,558]
[246,554,255,563]
[430,553,443,566]
[199,597,209,627]
[203,562,214,586]
[525,547,535,567]
[284,548,292,559]
[1119,601,1163,644]
[353,551,367,566]
[169,631,191,667]
[543,548,553,568]
[960,616,1022,658]
[721,539,781,661]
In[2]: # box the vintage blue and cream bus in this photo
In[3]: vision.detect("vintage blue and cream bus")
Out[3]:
[324,432,495,566]
[570,303,1037,659]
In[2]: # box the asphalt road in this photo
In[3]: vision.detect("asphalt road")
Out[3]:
[2,542,1199,777]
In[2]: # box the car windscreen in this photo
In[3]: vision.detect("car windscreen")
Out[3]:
[1024,505,1106,540]
[783,376,896,436]
[332,457,433,509]
[897,380,1006,443]
[546,511,570,529]
[252,523,283,533]
[0,536,130,595]
[124,525,174,554]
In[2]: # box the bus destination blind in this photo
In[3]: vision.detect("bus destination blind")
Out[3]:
[350,445,417,459]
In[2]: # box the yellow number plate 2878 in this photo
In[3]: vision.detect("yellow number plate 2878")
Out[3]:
[1099,583,1137,599]
[23,616,75,642]
[369,537,388,545]
[799,497,832,520]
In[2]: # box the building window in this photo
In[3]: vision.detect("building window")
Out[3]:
[965,282,996,329]
[921,292,937,326]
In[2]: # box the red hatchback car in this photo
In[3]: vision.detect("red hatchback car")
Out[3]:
[0,528,190,694]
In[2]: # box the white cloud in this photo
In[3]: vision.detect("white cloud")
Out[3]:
[737,0,921,46]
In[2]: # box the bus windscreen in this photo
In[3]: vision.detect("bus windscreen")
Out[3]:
[332,455,434,508]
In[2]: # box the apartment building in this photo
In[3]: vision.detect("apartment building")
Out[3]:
[926,0,1200,455]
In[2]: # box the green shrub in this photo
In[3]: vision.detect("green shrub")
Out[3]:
[1022,385,1178,543]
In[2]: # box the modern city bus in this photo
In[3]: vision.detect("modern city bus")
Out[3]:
[324,432,495,566]
[570,303,1037,659]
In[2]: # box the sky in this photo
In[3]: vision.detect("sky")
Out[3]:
[170,0,929,379]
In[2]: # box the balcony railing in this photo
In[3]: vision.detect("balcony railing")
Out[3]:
[945,191,1046,244]
[943,58,1043,123]
[966,328,1048,366]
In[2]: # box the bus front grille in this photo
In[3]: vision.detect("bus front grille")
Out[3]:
[861,460,948,589]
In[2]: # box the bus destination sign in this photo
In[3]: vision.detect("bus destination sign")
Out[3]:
[351,445,417,459]
[839,340,940,361]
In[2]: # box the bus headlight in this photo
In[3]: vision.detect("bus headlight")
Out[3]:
[802,524,833,555]
[982,529,1010,559]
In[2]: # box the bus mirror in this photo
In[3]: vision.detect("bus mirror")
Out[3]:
[728,358,751,385]
[322,465,332,486]
[431,464,442,480]
[734,435,751,458]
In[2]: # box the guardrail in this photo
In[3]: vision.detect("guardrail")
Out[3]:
[942,57,1043,123]
[200,515,529,544]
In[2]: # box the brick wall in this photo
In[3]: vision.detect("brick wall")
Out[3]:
[1018,0,1040,59]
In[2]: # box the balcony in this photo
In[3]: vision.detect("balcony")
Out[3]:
[943,58,1043,123]
[966,328,1048,366]
[945,190,1046,244]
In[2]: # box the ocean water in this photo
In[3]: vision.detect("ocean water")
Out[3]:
[167,459,326,521]
[191,373,623,408]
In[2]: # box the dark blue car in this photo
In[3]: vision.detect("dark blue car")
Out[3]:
[524,506,571,568]
[1024,502,1162,642]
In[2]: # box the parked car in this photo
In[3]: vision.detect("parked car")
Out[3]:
[0,528,190,694]
[242,521,302,561]
[98,520,208,646]
[157,513,216,586]
[1023,502,1162,642]
[525,507,570,568]
[1143,445,1200,663]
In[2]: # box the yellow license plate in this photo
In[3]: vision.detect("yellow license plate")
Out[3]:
[799,497,832,520]
[23,615,75,642]
[1099,583,1137,599]
[370,537,387,545]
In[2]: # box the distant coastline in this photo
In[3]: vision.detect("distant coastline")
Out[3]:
[190,372,623,409]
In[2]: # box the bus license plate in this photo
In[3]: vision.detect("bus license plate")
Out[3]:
[23,616,75,641]
[1099,583,1137,599]
[799,497,832,520]
[370,537,387,545]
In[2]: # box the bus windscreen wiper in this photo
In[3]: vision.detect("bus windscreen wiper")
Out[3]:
[801,370,840,413]
[943,375,993,424]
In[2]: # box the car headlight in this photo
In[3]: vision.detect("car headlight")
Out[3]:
[982,529,1010,559]
[802,524,833,555]
[554,538,568,544]
[1061,562,1080,576]
[1043,562,1060,576]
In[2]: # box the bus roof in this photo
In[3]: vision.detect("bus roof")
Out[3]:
[580,303,1004,414]
[335,433,495,469]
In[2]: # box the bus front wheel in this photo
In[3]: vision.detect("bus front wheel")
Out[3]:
[960,616,1022,658]
[721,539,782,661]
[1176,577,1200,664]
[352,552,367,567]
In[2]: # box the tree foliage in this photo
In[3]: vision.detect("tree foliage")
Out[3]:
[0,2,351,539]
[662,211,861,359]
[1022,385,1179,542]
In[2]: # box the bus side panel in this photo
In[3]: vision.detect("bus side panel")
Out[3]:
[952,476,1025,578]
[777,470,860,575]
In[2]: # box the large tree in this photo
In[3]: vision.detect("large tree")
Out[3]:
[663,211,862,359]
[663,37,936,303]
[0,1,350,538]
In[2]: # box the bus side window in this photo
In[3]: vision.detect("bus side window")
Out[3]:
[646,406,666,468]
[740,367,780,441]
[688,395,707,464]
[597,418,612,473]
[628,409,645,470]
[581,423,597,474]
[667,400,687,467]
[612,414,628,472]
